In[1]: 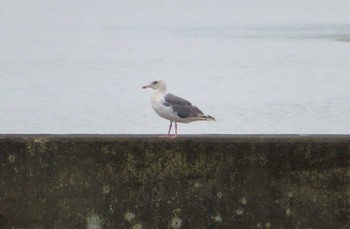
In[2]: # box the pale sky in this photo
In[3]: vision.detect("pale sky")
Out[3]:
[1,0,350,29]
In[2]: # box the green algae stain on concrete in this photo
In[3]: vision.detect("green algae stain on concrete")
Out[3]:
[0,135,349,228]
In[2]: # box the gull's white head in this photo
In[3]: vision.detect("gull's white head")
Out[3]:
[142,80,167,92]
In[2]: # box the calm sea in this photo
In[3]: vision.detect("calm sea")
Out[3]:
[1,23,350,134]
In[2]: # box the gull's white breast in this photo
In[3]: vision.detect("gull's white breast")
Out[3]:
[151,92,183,122]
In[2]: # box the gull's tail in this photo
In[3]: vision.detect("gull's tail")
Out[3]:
[200,114,216,121]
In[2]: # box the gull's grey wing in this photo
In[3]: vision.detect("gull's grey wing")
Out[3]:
[163,93,192,106]
[164,93,204,118]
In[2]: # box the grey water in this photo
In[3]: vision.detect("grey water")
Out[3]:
[1,2,350,134]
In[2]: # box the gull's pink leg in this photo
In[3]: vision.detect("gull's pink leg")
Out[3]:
[175,122,178,137]
[166,121,178,138]
[159,121,174,138]
[158,121,177,138]
[165,122,178,138]
[168,121,172,135]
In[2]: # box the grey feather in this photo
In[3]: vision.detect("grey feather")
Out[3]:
[164,93,204,118]
[164,94,192,106]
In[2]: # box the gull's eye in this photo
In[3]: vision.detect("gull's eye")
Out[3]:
[152,81,158,85]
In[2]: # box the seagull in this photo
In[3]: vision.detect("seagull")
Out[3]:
[142,80,215,138]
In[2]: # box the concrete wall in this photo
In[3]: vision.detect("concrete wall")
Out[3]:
[0,135,349,229]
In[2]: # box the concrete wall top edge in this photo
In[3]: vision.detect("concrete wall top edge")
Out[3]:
[0,134,349,143]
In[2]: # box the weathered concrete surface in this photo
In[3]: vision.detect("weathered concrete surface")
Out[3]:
[0,135,349,229]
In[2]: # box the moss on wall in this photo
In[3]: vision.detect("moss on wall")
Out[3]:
[0,135,349,228]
